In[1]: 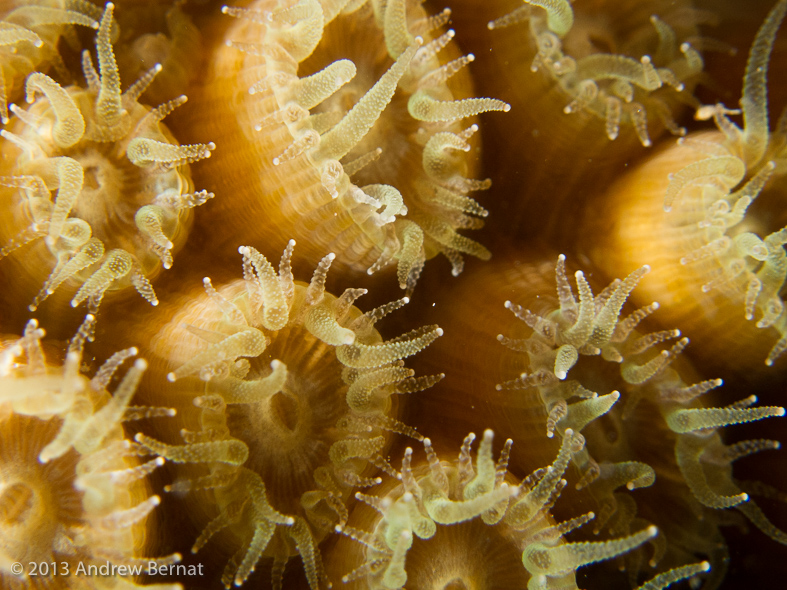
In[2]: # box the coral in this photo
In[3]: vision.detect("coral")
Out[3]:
[493,254,786,586]
[338,428,708,590]
[137,241,443,588]
[0,2,215,319]
[0,0,102,124]
[410,247,786,589]
[0,0,785,588]
[585,0,787,371]
[0,318,179,589]
[184,0,508,291]
[488,0,705,147]
[113,0,204,107]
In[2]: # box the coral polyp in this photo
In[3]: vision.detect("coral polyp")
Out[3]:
[0,2,215,318]
[0,318,179,589]
[488,0,704,147]
[586,0,787,371]
[495,254,787,585]
[188,0,508,290]
[337,428,708,590]
[139,241,443,588]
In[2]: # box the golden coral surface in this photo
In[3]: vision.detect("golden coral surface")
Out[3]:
[1,0,787,589]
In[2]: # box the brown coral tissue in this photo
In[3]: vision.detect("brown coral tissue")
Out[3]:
[1,0,787,589]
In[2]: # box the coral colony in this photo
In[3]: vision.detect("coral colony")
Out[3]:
[1,1,786,590]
